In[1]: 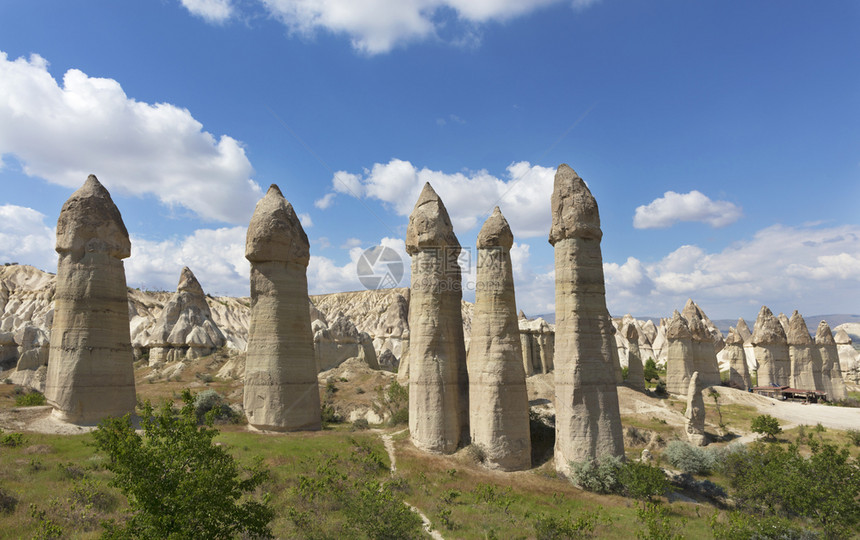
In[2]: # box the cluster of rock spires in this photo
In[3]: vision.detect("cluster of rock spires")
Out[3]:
[1,170,856,478]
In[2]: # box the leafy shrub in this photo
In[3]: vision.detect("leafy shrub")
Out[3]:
[751,414,782,440]
[373,380,409,426]
[621,366,629,380]
[192,389,240,423]
[0,432,25,448]
[619,460,669,501]
[709,510,814,540]
[570,455,624,494]
[0,487,17,514]
[846,429,860,447]
[92,389,274,539]
[351,418,370,431]
[663,440,721,475]
[534,509,607,540]
[636,501,685,540]
[654,379,667,396]
[15,390,47,406]
[643,358,659,382]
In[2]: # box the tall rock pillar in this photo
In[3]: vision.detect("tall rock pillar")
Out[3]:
[723,328,751,389]
[665,311,693,395]
[243,185,321,431]
[816,322,847,401]
[406,183,469,453]
[45,175,136,423]
[467,207,531,470]
[751,306,790,387]
[684,372,707,446]
[549,164,624,471]
[787,311,817,390]
[623,322,646,391]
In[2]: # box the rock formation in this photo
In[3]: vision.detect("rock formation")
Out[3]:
[683,305,721,388]
[684,372,707,446]
[243,185,321,431]
[818,322,847,400]
[406,183,469,453]
[519,317,555,375]
[549,164,624,470]
[723,327,751,389]
[751,306,790,387]
[312,311,378,371]
[735,317,758,373]
[44,175,136,423]
[467,207,531,471]
[777,312,790,335]
[665,311,693,395]
[144,267,226,365]
[623,322,645,391]
[834,328,859,385]
[786,311,818,390]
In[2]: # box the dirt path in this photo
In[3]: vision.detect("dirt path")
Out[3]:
[379,429,444,540]
[713,386,860,431]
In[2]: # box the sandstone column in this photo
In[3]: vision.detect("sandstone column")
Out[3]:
[723,327,751,389]
[735,317,758,374]
[550,164,624,471]
[45,175,136,424]
[665,311,693,395]
[751,306,790,387]
[406,183,469,453]
[816,321,847,401]
[684,372,706,446]
[787,311,817,390]
[243,185,321,431]
[686,311,721,388]
[623,322,645,391]
[467,207,530,471]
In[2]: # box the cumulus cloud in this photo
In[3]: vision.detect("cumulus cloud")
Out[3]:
[180,0,234,23]
[321,159,556,238]
[0,52,262,224]
[259,0,576,54]
[308,236,410,294]
[633,190,742,229]
[314,192,336,209]
[298,213,313,228]
[0,205,56,272]
[602,224,860,318]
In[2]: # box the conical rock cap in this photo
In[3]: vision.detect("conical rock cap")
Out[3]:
[549,164,601,245]
[477,206,513,249]
[786,311,813,345]
[405,183,459,254]
[751,306,787,345]
[56,175,130,258]
[245,184,310,265]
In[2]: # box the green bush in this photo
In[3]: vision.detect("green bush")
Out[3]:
[15,390,47,406]
[654,379,667,396]
[192,389,240,423]
[663,440,720,475]
[636,501,685,540]
[92,389,274,539]
[751,414,782,440]
[846,429,860,447]
[0,431,25,448]
[619,461,669,501]
[709,510,813,540]
[0,486,17,514]
[643,358,659,382]
[534,509,607,540]
[570,455,624,494]
[373,380,409,426]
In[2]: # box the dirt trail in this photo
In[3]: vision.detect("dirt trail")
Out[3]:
[380,429,444,540]
[712,386,860,431]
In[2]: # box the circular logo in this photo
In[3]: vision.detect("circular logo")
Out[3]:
[356,246,404,290]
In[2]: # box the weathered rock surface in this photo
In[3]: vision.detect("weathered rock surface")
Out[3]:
[683,306,721,388]
[834,327,859,385]
[467,207,530,471]
[406,183,469,453]
[786,311,818,390]
[666,311,693,395]
[142,267,226,365]
[44,175,136,424]
[519,317,555,376]
[549,164,624,470]
[312,311,378,371]
[751,306,790,387]
[623,322,645,391]
[734,317,758,373]
[243,185,321,431]
[684,372,707,446]
[822,324,848,400]
[723,328,751,389]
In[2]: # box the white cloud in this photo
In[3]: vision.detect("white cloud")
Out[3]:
[308,236,410,294]
[602,224,860,318]
[314,192,336,209]
[0,52,262,224]
[298,213,313,228]
[259,0,578,54]
[508,241,556,316]
[180,0,234,23]
[321,158,556,238]
[127,227,250,296]
[633,190,742,229]
[0,205,56,272]
[341,238,362,249]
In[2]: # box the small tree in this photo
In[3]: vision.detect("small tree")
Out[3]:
[751,414,782,441]
[92,389,273,539]
[643,358,659,382]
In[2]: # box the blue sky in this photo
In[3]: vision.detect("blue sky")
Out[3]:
[1,0,858,320]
